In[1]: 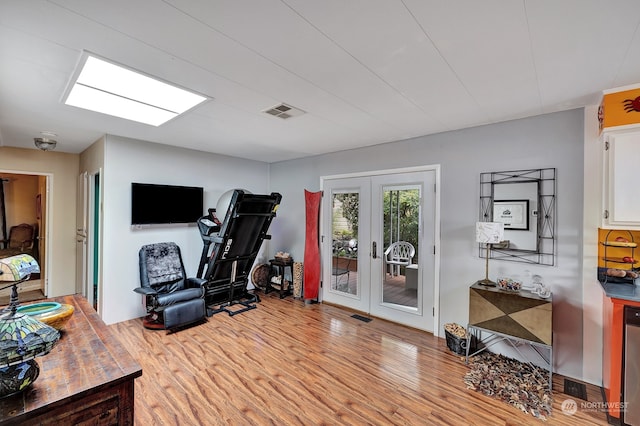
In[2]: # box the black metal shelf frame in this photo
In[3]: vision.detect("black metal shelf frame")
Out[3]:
[479,168,556,266]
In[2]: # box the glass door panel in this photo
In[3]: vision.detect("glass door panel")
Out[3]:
[321,177,370,313]
[331,191,359,295]
[382,186,420,309]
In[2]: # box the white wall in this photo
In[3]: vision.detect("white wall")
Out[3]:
[100,135,270,325]
[582,105,604,385]
[268,109,586,380]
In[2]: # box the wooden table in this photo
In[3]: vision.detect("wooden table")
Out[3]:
[266,258,293,299]
[0,294,142,425]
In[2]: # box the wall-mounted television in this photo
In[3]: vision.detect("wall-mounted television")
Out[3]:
[131,183,203,225]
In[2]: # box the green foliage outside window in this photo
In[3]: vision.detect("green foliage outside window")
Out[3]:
[332,188,420,258]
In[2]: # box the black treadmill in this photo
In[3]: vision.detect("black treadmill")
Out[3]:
[197,190,282,316]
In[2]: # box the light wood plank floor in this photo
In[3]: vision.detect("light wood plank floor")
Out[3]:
[110,293,608,425]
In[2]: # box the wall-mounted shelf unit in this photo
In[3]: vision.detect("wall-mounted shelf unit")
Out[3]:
[599,229,639,283]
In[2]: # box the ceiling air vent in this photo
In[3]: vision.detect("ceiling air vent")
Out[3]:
[262,103,305,119]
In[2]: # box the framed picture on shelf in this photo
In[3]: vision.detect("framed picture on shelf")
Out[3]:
[493,200,529,230]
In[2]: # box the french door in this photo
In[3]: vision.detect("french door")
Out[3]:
[321,168,438,332]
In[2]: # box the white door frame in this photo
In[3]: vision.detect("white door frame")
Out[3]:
[0,169,53,296]
[320,165,441,336]
[76,171,88,295]
[84,168,102,314]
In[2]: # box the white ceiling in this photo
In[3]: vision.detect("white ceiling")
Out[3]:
[1,1,640,163]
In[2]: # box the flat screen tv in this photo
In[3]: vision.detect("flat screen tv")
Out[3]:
[131,183,203,225]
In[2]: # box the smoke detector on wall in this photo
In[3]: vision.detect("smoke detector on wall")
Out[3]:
[262,103,305,119]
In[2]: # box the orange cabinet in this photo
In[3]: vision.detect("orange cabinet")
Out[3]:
[603,296,640,420]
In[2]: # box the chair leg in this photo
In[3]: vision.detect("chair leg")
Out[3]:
[343,272,350,292]
[142,312,165,330]
[335,272,349,292]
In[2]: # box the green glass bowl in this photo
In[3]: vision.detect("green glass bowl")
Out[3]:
[17,302,74,330]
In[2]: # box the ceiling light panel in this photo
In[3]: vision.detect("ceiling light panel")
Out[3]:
[64,54,207,126]
[65,84,178,126]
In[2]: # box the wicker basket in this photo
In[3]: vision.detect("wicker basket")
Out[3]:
[445,329,475,356]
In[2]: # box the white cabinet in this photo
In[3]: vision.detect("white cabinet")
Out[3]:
[603,129,640,229]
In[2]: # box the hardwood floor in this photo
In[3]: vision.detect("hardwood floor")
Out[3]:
[110,293,608,425]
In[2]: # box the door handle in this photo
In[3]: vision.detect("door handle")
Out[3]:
[372,241,377,259]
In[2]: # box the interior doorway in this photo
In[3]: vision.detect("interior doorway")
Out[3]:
[321,166,440,333]
[0,171,50,302]
[76,170,101,313]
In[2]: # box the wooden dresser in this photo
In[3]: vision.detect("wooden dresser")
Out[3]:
[0,294,142,425]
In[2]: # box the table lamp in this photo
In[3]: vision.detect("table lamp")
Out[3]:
[475,222,504,286]
[0,254,60,398]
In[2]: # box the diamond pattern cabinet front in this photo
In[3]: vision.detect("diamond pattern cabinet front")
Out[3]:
[468,283,552,346]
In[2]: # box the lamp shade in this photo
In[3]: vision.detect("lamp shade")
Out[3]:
[0,303,59,396]
[0,255,58,365]
[0,254,40,281]
[476,222,504,244]
[0,309,60,366]
[0,254,59,397]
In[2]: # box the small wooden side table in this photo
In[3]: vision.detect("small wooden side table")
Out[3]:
[267,258,293,299]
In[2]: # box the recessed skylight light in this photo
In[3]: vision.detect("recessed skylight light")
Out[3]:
[64,54,207,126]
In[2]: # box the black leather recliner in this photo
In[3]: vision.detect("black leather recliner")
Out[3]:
[134,242,206,330]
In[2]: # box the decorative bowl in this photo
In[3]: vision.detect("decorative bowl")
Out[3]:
[497,277,522,292]
[17,302,74,330]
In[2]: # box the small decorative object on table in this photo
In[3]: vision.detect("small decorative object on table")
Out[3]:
[497,277,522,292]
[274,251,291,261]
[17,302,74,330]
[528,275,551,298]
[475,222,504,286]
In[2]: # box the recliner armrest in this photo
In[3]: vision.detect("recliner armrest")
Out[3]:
[134,287,158,296]
[186,277,207,288]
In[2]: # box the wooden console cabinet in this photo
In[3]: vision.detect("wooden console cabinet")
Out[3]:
[468,283,552,345]
[0,294,142,425]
